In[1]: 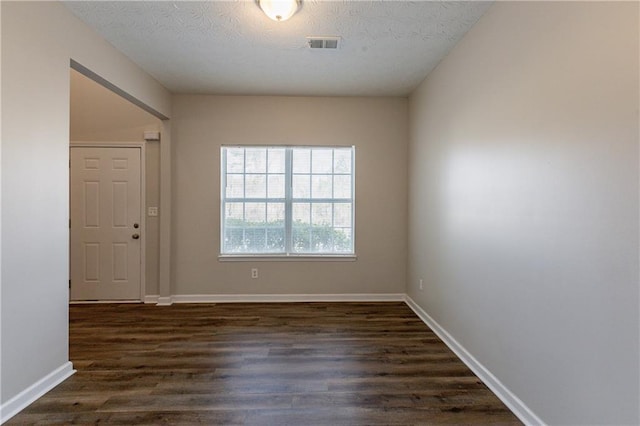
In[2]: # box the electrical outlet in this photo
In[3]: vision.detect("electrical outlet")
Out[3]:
[419,279,423,291]
[148,207,158,217]
[251,268,259,279]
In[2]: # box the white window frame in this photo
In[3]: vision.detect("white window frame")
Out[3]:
[219,145,356,260]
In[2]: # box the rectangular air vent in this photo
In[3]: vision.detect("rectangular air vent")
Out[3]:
[306,36,340,50]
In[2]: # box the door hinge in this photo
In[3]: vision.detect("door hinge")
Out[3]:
[69,219,71,229]
[69,279,71,289]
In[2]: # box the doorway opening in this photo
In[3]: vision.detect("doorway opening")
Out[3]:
[69,67,163,302]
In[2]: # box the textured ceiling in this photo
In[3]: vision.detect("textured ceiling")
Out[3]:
[64,1,492,96]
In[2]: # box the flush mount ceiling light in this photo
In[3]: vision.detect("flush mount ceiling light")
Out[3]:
[257,0,301,22]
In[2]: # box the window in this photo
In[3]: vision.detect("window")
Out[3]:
[221,146,354,256]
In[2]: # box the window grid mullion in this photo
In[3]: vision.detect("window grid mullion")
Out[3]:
[307,149,313,254]
[265,149,270,201]
[221,148,227,253]
[226,198,285,203]
[285,148,293,254]
[242,148,248,252]
[242,148,247,200]
[331,149,335,199]
[331,203,335,251]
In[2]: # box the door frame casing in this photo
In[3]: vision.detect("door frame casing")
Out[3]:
[70,142,147,302]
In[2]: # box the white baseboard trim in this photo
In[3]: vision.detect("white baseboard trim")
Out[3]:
[156,296,173,306]
[70,300,140,304]
[144,295,159,304]
[0,362,75,424]
[155,293,405,305]
[404,295,545,426]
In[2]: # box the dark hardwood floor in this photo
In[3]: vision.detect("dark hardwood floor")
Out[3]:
[8,302,521,425]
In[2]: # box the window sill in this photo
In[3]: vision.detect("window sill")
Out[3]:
[218,254,357,262]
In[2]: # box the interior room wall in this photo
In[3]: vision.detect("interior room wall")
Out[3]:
[70,69,163,296]
[171,95,408,297]
[407,2,639,424]
[1,0,170,413]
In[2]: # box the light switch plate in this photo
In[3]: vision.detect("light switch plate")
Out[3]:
[148,207,158,217]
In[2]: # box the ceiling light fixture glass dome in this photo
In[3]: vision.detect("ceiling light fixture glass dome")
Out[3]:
[257,0,301,22]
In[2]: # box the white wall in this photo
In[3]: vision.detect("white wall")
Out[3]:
[407,2,639,425]
[171,95,408,297]
[1,0,170,412]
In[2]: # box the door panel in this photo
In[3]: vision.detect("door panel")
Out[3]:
[70,147,142,301]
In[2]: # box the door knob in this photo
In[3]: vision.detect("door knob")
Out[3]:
[133,223,139,229]
[132,233,140,240]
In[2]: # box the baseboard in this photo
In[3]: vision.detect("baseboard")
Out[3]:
[159,293,405,304]
[404,295,545,426]
[70,300,140,304]
[0,362,75,424]
[156,296,173,306]
[144,295,159,304]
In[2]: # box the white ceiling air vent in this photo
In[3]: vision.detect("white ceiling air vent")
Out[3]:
[306,36,341,50]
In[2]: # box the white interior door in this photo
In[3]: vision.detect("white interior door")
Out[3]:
[70,147,142,301]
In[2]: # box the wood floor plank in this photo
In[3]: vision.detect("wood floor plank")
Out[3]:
[7,302,521,425]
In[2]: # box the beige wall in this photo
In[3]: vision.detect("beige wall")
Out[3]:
[408,2,639,424]
[171,95,407,296]
[70,69,162,295]
[1,0,170,408]
[71,69,162,141]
